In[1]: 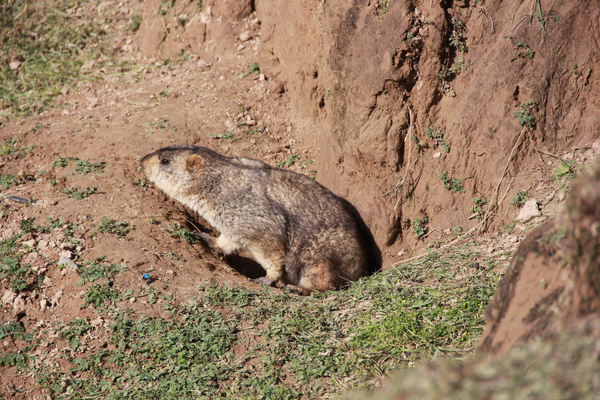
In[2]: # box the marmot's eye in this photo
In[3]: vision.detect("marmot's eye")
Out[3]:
[160,158,170,165]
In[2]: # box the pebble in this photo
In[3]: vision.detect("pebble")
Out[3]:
[239,31,251,42]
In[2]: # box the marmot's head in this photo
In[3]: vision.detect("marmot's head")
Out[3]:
[141,145,215,203]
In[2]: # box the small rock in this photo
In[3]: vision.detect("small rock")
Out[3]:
[12,295,26,314]
[433,152,442,159]
[9,60,21,70]
[40,299,50,311]
[22,239,36,249]
[258,73,266,81]
[57,257,79,270]
[239,31,251,42]
[2,290,17,307]
[50,290,62,306]
[130,297,136,303]
[38,240,49,251]
[517,199,541,222]
[59,250,73,259]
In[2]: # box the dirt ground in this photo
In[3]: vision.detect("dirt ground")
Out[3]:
[1,0,600,397]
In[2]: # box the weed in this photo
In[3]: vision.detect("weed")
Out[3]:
[128,13,142,33]
[377,0,388,14]
[450,16,467,52]
[157,0,173,17]
[552,160,577,184]
[76,257,127,285]
[83,281,121,309]
[163,223,201,244]
[513,100,537,128]
[52,157,106,174]
[413,214,429,239]
[242,62,260,77]
[439,169,465,193]
[97,216,133,238]
[453,226,463,238]
[132,177,148,187]
[211,132,235,140]
[159,88,172,98]
[1,174,25,189]
[147,117,177,132]
[508,37,534,60]
[426,127,450,153]
[62,186,98,200]
[572,64,583,77]
[511,190,529,207]
[470,197,488,220]
[59,318,91,351]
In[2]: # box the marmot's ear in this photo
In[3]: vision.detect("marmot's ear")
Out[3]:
[186,154,203,171]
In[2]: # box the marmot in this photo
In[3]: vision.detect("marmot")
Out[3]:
[141,145,379,293]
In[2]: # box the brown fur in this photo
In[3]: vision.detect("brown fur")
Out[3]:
[141,145,380,292]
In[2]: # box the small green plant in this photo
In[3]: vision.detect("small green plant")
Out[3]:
[426,127,450,153]
[157,0,173,16]
[76,258,127,285]
[513,100,537,128]
[508,37,534,60]
[572,64,583,77]
[1,174,25,189]
[62,186,98,200]
[159,88,172,98]
[163,223,201,244]
[97,217,133,237]
[470,197,488,220]
[453,226,463,238]
[552,160,577,184]
[277,154,301,168]
[128,14,142,33]
[511,190,529,207]
[439,169,465,193]
[83,281,121,309]
[450,16,467,52]
[147,117,177,132]
[242,62,260,77]
[413,214,429,239]
[378,0,388,14]
[211,132,235,140]
[52,157,105,174]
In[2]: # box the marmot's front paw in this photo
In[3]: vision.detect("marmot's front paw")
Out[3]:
[252,276,277,287]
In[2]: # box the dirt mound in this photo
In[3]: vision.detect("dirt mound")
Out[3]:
[257,0,600,261]
[480,160,600,353]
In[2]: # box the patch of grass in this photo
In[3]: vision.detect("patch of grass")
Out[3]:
[0,0,117,119]
[76,257,127,285]
[511,190,529,207]
[276,154,313,169]
[52,157,106,174]
[0,217,78,293]
[552,160,578,184]
[62,186,98,200]
[1,174,26,189]
[83,281,122,309]
[242,62,260,77]
[96,216,133,237]
[163,223,201,244]
[439,169,465,193]
[4,244,503,399]
[211,131,235,140]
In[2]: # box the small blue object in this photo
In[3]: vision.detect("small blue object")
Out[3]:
[142,273,150,283]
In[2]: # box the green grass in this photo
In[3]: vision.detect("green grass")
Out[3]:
[0,0,119,119]
[97,216,133,237]
[1,244,501,399]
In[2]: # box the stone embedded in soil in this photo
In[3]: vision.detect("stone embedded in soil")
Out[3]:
[517,199,541,222]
